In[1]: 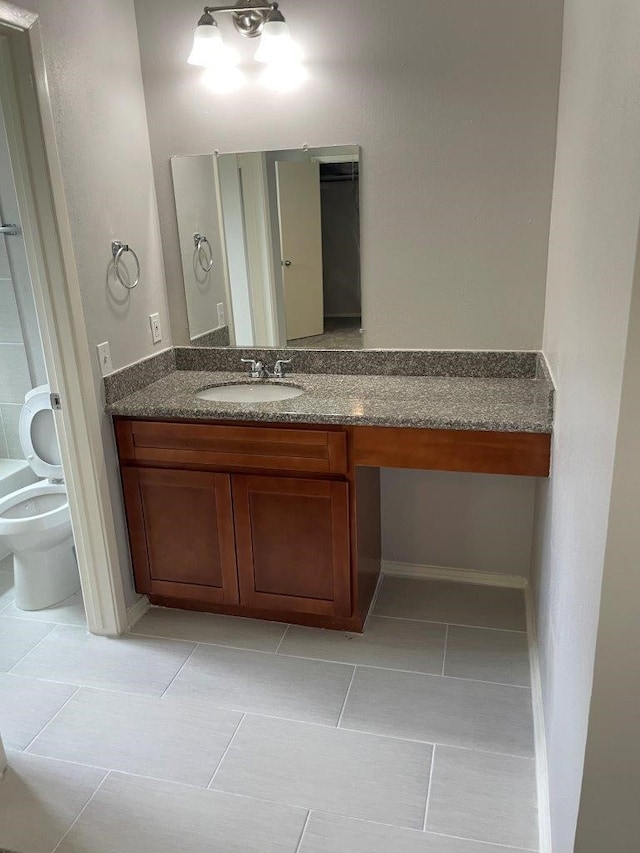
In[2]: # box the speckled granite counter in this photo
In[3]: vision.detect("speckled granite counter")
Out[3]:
[106,367,554,433]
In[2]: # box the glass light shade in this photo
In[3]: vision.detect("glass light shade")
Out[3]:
[188,23,226,67]
[255,20,302,64]
[260,61,307,93]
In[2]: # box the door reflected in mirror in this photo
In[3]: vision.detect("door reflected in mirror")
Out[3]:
[171,145,361,349]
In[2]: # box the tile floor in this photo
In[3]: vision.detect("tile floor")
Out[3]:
[0,567,539,853]
[288,316,364,349]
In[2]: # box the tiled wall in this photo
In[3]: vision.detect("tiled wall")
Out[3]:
[0,245,34,459]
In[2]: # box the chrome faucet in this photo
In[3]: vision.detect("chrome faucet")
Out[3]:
[273,359,292,378]
[241,358,270,379]
[241,357,292,379]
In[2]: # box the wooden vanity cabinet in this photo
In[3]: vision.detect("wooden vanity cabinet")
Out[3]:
[120,467,240,606]
[114,418,371,630]
[114,415,550,631]
[233,475,351,618]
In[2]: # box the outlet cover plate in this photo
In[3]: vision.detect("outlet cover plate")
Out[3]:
[150,313,162,344]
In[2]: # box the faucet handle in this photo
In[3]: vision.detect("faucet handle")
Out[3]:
[241,358,268,378]
[241,358,259,376]
[274,358,292,378]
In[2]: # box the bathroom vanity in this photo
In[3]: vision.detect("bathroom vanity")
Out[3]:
[108,350,553,632]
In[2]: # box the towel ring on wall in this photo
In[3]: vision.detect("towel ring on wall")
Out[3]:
[112,240,140,290]
[194,233,214,273]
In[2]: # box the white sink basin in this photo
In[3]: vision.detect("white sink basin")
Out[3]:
[196,382,305,404]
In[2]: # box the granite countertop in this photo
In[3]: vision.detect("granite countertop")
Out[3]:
[106,368,554,433]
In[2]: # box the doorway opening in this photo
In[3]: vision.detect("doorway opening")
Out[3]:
[288,160,362,348]
[0,46,83,622]
[0,8,128,637]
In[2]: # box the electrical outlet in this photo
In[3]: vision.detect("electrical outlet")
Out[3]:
[217,302,225,327]
[150,313,162,344]
[97,342,113,376]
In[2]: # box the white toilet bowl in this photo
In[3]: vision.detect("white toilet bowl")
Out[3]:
[0,386,79,611]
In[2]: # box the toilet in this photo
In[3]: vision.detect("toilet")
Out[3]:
[0,385,79,611]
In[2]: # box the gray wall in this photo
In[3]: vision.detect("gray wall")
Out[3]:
[134,0,562,351]
[320,179,361,318]
[382,470,536,577]
[134,0,563,579]
[573,223,640,851]
[530,1,640,849]
[22,0,171,605]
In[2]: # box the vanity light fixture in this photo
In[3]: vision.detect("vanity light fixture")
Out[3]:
[254,4,301,63]
[188,0,304,92]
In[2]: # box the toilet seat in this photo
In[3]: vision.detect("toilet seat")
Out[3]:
[0,482,69,537]
[19,385,64,481]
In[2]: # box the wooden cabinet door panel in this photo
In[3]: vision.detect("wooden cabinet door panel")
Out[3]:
[232,476,351,617]
[121,467,239,604]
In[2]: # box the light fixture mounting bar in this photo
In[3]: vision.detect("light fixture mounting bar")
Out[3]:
[203,3,273,12]
[202,1,278,38]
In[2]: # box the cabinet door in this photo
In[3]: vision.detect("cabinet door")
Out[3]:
[121,467,239,604]
[232,475,351,617]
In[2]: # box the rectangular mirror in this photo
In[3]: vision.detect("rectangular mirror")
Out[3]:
[171,145,361,349]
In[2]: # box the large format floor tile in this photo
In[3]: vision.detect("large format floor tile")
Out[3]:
[444,625,531,686]
[426,745,538,850]
[56,771,308,853]
[1,591,86,626]
[0,751,106,853]
[132,606,287,651]
[0,616,56,671]
[165,644,354,725]
[0,569,14,610]
[0,674,77,750]
[374,577,527,631]
[212,714,432,829]
[278,616,446,674]
[340,667,534,757]
[300,812,535,853]
[27,688,242,786]
[11,625,196,696]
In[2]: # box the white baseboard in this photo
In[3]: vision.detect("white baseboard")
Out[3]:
[525,585,552,853]
[126,595,150,631]
[381,560,528,589]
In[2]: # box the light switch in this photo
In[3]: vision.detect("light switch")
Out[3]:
[97,342,113,376]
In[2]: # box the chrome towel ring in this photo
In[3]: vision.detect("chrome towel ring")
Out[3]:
[194,233,213,273]
[112,240,140,290]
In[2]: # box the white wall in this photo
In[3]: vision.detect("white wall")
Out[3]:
[134,0,562,351]
[530,2,640,850]
[22,0,171,372]
[171,154,227,340]
[573,223,640,852]
[22,0,171,605]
